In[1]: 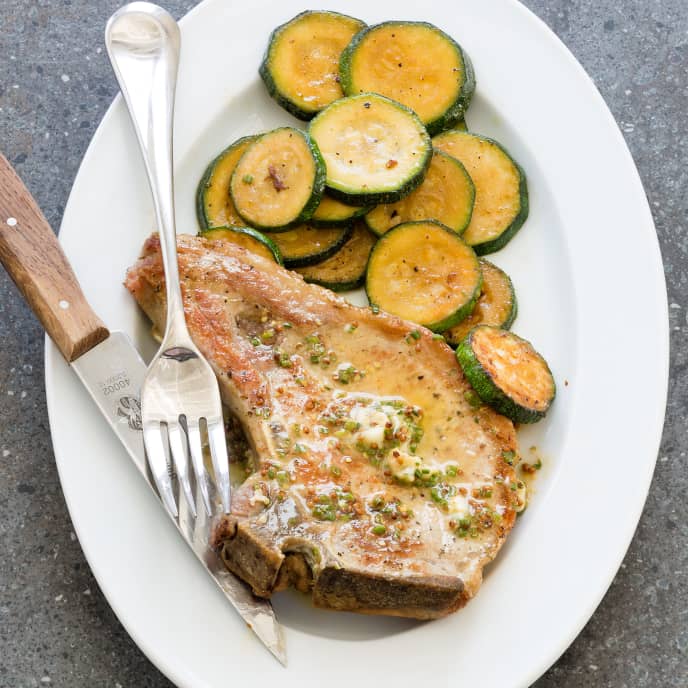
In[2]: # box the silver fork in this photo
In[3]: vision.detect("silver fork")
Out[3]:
[106,2,230,517]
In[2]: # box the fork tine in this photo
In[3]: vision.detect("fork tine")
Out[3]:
[168,421,197,518]
[143,421,178,518]
[207,417,231,513]
[186,419,212,516]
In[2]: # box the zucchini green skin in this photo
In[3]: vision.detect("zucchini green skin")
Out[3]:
[302,268,367,293]
[443,260,518,347]
[196,162,215,229]
[426,284,481,332]
[502,291,518,330]
[296,223,376,291]
[308,93,432,206]
[474,154,528,256]
[475,261,518,332]
[456,326,555,424]
[195,136,257,231]
[433,131,529,255]
[339,21,475,136]
[199,225,284,265]
[325,165,430,207]
[231,127,327,232]
[309,199,373,228]
[259,11,366,121]
[277,224,353,268]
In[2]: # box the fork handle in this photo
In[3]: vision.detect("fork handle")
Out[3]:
[105,4,189,339]
[0,153,110,362]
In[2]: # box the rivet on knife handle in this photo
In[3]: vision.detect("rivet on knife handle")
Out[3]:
[0,153,109,361]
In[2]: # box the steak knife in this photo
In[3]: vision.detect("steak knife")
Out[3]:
[0,152,286,665]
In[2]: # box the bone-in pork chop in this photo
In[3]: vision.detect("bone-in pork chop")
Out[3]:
[126,234,521,619]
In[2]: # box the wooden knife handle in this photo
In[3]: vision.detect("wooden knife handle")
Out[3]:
[0,153,109,362]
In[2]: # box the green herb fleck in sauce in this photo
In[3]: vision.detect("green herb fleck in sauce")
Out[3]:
[335,365,357,384]
[275,350,292,368]
[502,451,516,466]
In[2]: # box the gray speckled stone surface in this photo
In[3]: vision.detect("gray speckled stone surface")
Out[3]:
[0,1,685,685]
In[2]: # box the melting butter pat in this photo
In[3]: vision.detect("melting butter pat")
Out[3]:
[446,493,471,521]
[385,450,419,484]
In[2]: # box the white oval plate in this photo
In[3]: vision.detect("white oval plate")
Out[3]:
[47,0,668,686]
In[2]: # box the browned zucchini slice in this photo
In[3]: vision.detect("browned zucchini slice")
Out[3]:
[260,11,366,120]
[364,150,474,236]
[230,127,326,231]
[308,93,432,205]
[443,260,517,345]
[340,21,475,135]
[365,220,482,331]
[456,326,555,423]
[295,222,376,291]
[271,224,352,268]
[310,194,372,228]
[433,131,528,254]
[196,136,257,230]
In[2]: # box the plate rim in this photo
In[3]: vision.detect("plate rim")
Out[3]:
[45,0,669,685]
